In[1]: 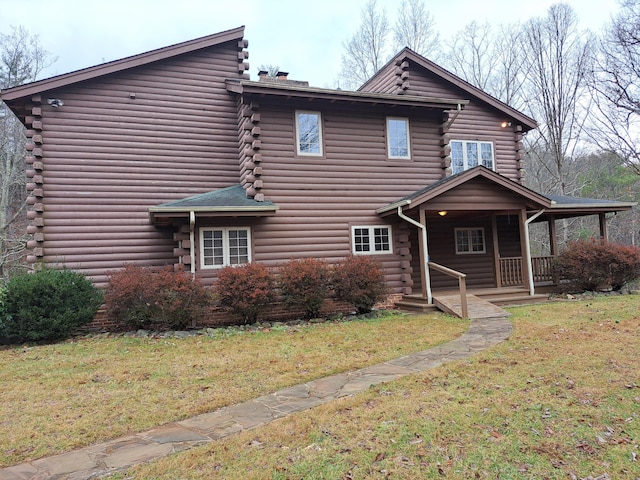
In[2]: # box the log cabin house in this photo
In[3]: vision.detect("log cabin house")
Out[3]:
[1,26,634,317]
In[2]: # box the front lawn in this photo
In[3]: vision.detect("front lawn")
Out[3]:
[112,295,639,479]
[0,312,466,467]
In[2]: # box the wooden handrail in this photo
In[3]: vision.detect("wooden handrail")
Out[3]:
[428,262,468,319]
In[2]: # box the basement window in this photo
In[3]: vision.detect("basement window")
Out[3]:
[455,227,485,254]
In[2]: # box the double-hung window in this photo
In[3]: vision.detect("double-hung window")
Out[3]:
[387,117,411,159]
[352,226,392,255]
[455,227,485,254]
[450,140,494,174]
[200,227,251,268]
[296,110,323,155]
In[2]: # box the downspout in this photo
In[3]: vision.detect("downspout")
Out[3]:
[524,209,545,296]
[397,206,432,304]
[189,211,196,279]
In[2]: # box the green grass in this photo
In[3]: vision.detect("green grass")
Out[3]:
[0,312,466,467]
[109,295,640,479]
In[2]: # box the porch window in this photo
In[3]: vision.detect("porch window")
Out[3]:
[296,110,323,156]
[200,227,251,268]
[451,140,494,174]
[352,226,392,255]
[386,117,411,159]
[455,227,486,254]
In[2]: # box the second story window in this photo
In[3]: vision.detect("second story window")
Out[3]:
[451,140,494,174]
[387,117,411,159]
[296,111,322,156]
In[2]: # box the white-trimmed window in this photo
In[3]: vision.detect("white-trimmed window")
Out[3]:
[387,117,411,159]
[200,227,251,268]
[451,140,494,174]
[352,226,393,255]
[455,227,486,254]
[296,110,323,155]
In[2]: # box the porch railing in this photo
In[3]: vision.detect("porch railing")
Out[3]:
[499,255,555,286]
[429,262,468,319]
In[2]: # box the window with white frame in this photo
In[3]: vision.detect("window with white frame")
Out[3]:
[296,110,323,155]
[352,226,392,254]
[455,227,486,254]
[200,227,251,268]
[387,117,411,159]
[450,140,494,174]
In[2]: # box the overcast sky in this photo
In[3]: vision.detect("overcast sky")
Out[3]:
[0,0,621,88]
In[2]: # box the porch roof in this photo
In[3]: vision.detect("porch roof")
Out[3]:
[377,166,550,215]
[376,166,636,218]
[148,184,278,225]
[544,193,636,218]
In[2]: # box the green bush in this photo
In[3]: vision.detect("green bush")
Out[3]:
[332,255,387,314]
[2,269,103,342]
[105,264,211,330]
[553,239,640,292]
[279,258,331,319]
[214,262,274,324]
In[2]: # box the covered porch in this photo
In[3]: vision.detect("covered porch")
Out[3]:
[377,167,635,318]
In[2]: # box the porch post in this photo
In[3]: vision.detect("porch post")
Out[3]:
[548,217,558,256]
[519,209,532,293]
[492,214,502,288]
[549,216,560,285]
[599,213,608,243]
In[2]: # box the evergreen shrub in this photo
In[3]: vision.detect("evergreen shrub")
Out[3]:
[2,268,103,342]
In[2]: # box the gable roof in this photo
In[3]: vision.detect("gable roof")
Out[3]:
[148,184,278,224]
[377,166,550,214]
[360,48,537,131]
[0,26,246,103]
[377,166,635,218]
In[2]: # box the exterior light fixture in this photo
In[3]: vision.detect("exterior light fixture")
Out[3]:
[438,211,447,216]
[500,121,511,128]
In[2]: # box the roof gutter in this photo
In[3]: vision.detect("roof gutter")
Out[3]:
[190,211,196,278]
[376,199,411,215]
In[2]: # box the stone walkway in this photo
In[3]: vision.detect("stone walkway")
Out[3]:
[1,316,512,480]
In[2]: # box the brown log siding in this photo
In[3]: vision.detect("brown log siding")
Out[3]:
[34,42,245,286]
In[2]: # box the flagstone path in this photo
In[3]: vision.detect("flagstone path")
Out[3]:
[0,316,512,480]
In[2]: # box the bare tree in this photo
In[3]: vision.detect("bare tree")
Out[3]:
[392,0,440,58]
[446,21,497,91]
[587,0,640,175]
[0,26,55,279]
[340,0,390,89]
[521,4,593,197]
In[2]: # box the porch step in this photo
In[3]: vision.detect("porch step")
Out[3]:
[434,294,511,319]
[394,299,440,313]
[489,293,550,306]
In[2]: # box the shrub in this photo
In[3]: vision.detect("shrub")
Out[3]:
[214,262,274,324]
[553,239,640,292]
[332,255,387,314]
[2,268,103,342]
[105,264,211,330]
[279,258,330,319]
